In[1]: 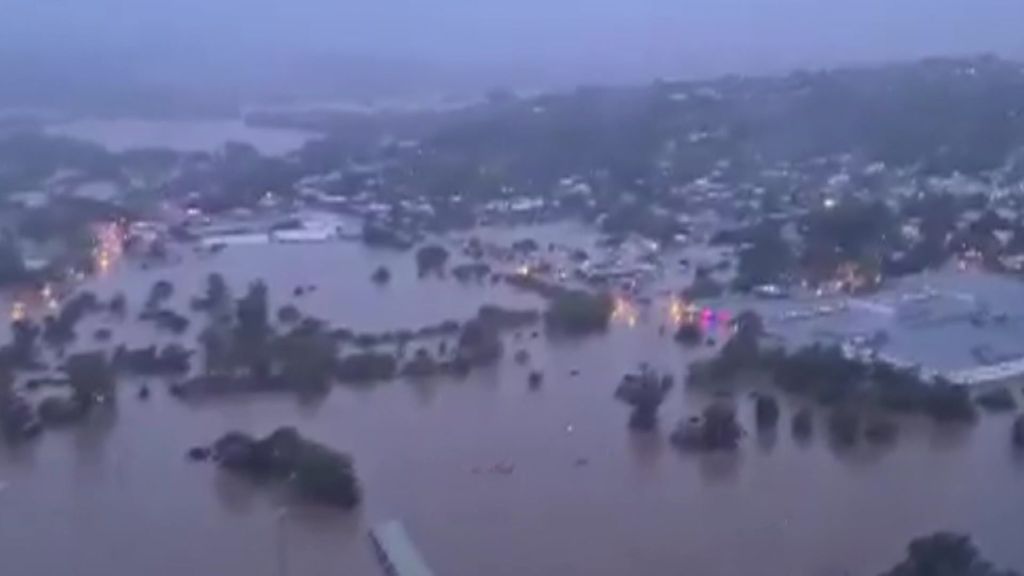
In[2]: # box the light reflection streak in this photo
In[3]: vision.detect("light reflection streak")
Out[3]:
[7,221,127,323]
[92,221,125,276]
[612,295,639,328]
[10,301,25,322]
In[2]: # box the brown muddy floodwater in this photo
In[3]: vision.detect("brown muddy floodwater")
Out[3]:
[2,232,1024,576]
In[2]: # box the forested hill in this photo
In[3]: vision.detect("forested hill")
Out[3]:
[408,56,1024,190]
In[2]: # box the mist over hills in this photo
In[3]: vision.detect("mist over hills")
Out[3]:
[4,0,1024,117]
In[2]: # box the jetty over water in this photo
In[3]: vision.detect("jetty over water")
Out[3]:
[370,520,436,576]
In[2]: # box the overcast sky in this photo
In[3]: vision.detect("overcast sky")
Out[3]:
[4,0,1024,96]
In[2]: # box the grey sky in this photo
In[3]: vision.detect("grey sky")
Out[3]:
[4,0,1024,97]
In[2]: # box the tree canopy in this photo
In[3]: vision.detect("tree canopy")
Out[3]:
[879,532,1019,576]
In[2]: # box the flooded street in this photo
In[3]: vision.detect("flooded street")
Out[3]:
[3,228,1024,576]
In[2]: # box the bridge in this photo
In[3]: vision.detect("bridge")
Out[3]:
[370,520,436,576]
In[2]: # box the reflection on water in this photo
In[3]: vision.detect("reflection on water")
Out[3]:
[696,451,742,485]
[1,227,1024,576]
[8,221,125,322]
[755,427,779,453]
[626,429,666,469]
[92,221,125,276]
[928,420,977,452]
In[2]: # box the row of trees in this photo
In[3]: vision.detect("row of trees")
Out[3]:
[718,188,1024,297]
[185,273,543,396]
[196,276,334,392]
[0,347,119,442]
[501,271,614,335]
[687,311,984,431]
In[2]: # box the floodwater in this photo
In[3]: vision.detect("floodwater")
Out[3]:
[3,227,1024,576]
[710,267,1024,374]
[44,118,313,156]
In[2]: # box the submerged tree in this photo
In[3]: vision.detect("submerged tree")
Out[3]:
[199,323,233,376]
[371,266,391,285]
[791,407,814,440]
[615,367,674,430]
[701,403,744,449]
[0,367,39,441]
[211,427,361,509]
[108,292,127,317]
[276,304,301,325]
[864,418,900,445]
[145,279,174,311]
[879,532,1019,576]
[415,244,449,276]
[721,310,765,365]
[975,387,1016,412]
[827,405,861,447]
[544,290,614,335]
[455,318,503,367]
[193,273,231,317]
[113,344,192,376]
[233,281,272,379]
[42,291,101,349]
[8,319,40,369]
[754,394,781,430]
[0,239,27,286]
[65,352,116,409]
[671,402,743,451]
[336,352,397,384]
[674,322,703,346]
[1013,415,1024,449]
[274,319,337,392]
